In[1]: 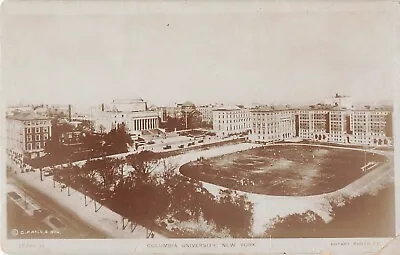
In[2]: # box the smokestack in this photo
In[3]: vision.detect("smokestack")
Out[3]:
[101,104,105,112]
[68,104,72,121]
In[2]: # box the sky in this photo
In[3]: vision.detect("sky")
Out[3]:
[1,2,397,108]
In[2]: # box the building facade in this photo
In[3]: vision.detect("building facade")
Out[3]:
[249,107,297,143]
[295,107,393,146]
[198,104,223,124]
[93,98,160,135]
[246,93,393,146]
[212,106,251,136]
[6,112,52,160]
[198,105,214,123]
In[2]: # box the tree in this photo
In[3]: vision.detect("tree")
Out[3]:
[164,116,185,131]
[265,210,324,238]
[44,118,81,161]
[82,133,103,156]
[125,151,160,180]
[212,189,254,237]
[187,111,202,129]
[96,158,124,196]
[201,121,213,129]
[44,118,67,157]
[104,123,133,154]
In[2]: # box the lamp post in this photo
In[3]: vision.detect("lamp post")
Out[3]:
[24,190,28,209]
[39,168,43,181]
[185,111,188,130]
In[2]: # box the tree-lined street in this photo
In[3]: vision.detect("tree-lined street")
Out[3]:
[7,177,108,239]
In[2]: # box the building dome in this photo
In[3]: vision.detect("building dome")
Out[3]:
[182,101,195,107]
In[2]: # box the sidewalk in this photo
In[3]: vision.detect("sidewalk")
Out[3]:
[10,169,166,239]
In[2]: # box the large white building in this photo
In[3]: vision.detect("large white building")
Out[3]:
[212,106,251,136]
[6,112,52,160]
[248,103,393,146]
[249,106,297,143]
[93,97,160,135]
[297,106,393,146]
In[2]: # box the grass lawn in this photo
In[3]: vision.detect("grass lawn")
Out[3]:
[180,145,389,196]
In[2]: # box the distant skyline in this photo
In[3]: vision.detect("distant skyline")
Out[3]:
[1,2,396,109]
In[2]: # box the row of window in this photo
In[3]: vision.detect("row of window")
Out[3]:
[253,121,294,126]
[26,127,49,134]
[219,119,250,123]
[217,120,250,124]
[255,135,284,140]
[354,131,386,135]
[26,142,46,151]
[218,125,249,131]
[24,121,49,126]
[26,134,49,142]
[254,130,293,135]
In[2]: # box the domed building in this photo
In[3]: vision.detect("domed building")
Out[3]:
[176,101,196,113]
[112,98,147,112]
[93,97,160,136]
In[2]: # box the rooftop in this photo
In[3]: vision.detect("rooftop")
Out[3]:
[251,105,294,112]
[112,98,145,104]
[7,112,49,121]
[214,105,243,111]
[251,104,393,112]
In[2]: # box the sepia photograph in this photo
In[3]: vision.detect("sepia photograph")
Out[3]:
[1,1,399,254]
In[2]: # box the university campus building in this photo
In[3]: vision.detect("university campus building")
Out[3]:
[296,106,393,146]
[247,95,393,147]
[212,106,252,136]
[197,103,224,125]
[198,105,214,124]
[93,98,160,135]
[6,112,52,160]
[249,106,297,142]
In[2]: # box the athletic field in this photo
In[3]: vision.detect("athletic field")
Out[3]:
[180,145,388,196]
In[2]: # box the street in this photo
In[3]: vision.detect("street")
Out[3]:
[6,176,108,239]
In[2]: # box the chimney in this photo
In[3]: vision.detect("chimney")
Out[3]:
[68,104,72,121]
[101,103,105,112]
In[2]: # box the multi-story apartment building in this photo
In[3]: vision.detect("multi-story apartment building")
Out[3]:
[212,106,251,136]
[296,106,393,146]
[349,108,392,145]
[197,104,224,124]
[296,107,331,142]
[6,112,52,160]
[198,105,214,124]
[246,92,393,147]
[249,106,297,143]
